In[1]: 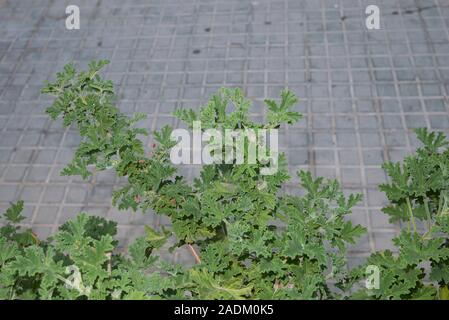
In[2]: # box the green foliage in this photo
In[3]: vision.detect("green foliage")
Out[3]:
[265,89,302,127]
[271,171,365,299]
[29,60,366,300]
[379,128,449,224]
[346,129,449,300]
[41,60,147,179]
[0,201,38,247]
[0,206,183,300]
[8,60,449,300]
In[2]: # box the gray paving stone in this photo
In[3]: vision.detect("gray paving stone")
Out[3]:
[65,186,87,204]
[430,115,449,129]
[88,185,114,204]
[363,150,385,166]
[25,166,51,182]
[341,168,362,185]
[20,186,42,203]
[289,150,308,166]
[313,133,334,147]
[370,209,393,230]
[42,186,66,204]
[373,232,397,251]
[337,132,358,147]
[339,150,360,165]
[360,132,381,147]
[34,205,59,224]
[3,166,27,182]
[0,185,18,201]
[315,150,335,165]
[405,115,428,128]
[365,168,387,185]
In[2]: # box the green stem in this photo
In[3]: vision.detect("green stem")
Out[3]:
[8,283,15,300]
[423,198,432,230]
[406,198,417,233]
[436,190,444,216]
[441,192,449,216]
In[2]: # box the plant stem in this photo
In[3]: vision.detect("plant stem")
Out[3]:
[437,191,444,216]
[423,198,432,230]
[406,197,417,233]
[9,283,15,300]
[187,244,201,264]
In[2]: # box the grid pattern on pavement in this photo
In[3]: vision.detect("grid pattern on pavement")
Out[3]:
[0,0,449,266]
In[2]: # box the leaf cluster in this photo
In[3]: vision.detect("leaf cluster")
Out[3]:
[0,206,183,299]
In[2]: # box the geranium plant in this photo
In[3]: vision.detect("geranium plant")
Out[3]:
[1,60,448,300]
[0,60,366,299]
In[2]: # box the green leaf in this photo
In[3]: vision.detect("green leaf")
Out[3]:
[3,201,25,224]
[144,225,171,250]
[0,237,19,265]
[340,221,366,244]
[189,268,253,300]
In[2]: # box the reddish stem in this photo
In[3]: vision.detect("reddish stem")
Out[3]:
[187,244,201,264]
